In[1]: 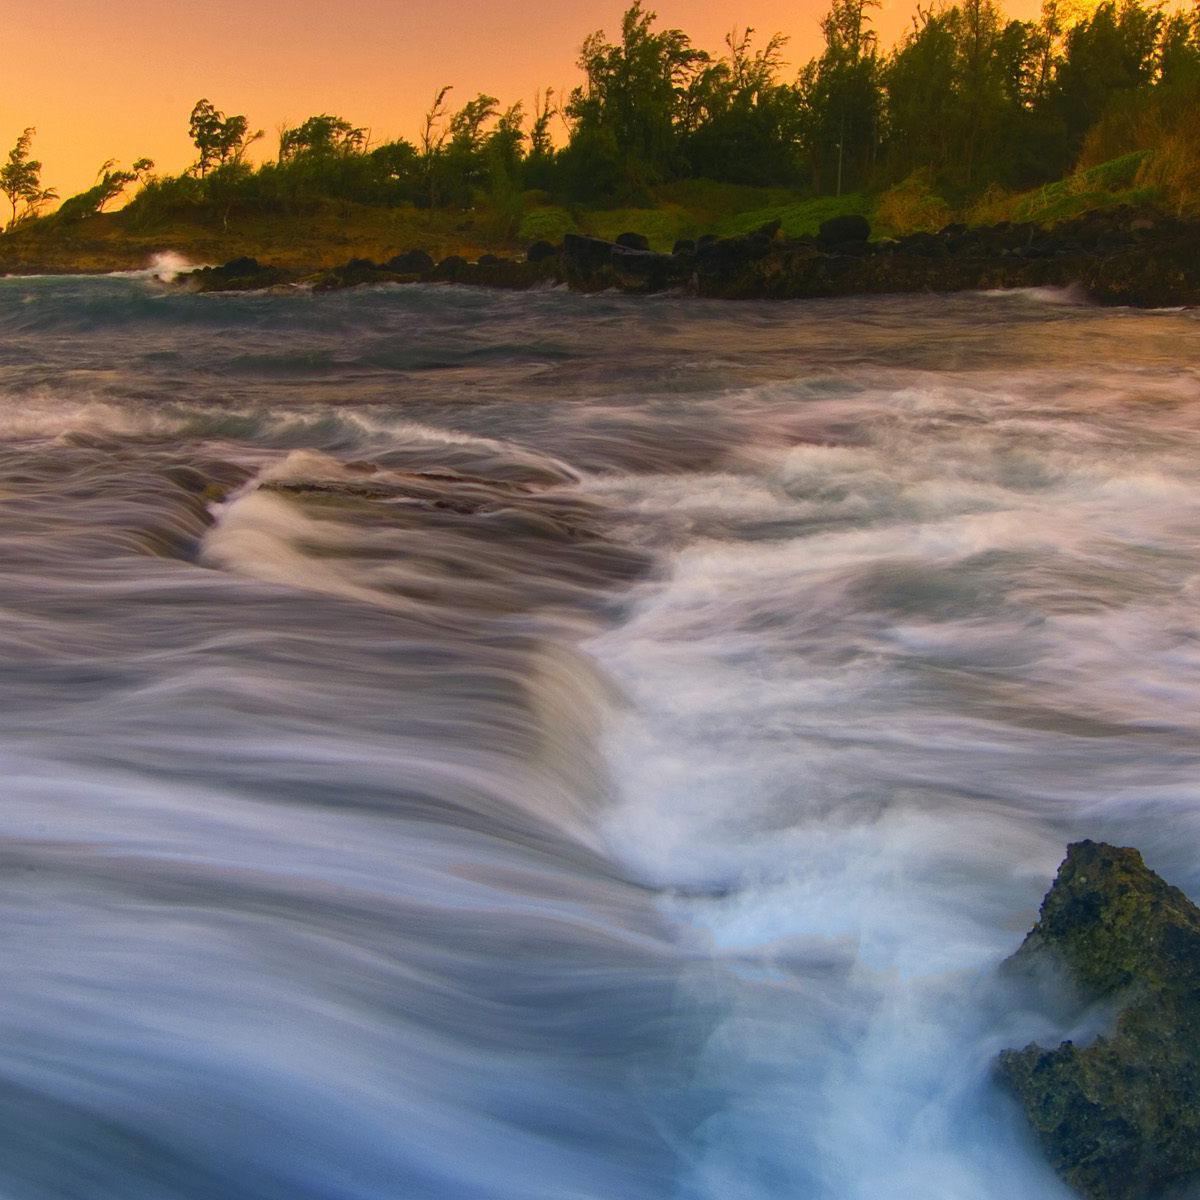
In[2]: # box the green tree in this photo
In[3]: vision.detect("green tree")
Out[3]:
[278,115,366,161]
[799,0,884,194]
[1055,0,1164,152]
[0,128,56,229]
[1158,3,1200,85]
[56,157,154,221]
[885,0,1050,190]
[565,2,709,196]
[188,99,262,176]
[683,29,804,184]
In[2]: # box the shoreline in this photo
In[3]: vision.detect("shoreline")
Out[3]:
[5,206,1197,309]
[177,207,1200,309]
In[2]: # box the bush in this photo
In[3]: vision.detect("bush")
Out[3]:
[717,193,871,239]
[873,170,952,236]
[518,205,576,244]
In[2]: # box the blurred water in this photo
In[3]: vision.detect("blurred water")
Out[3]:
[0,272,1198,1199]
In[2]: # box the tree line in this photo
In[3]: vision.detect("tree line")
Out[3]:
[3,0,1198,232]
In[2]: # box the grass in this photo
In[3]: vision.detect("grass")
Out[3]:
[0,154,1182,276]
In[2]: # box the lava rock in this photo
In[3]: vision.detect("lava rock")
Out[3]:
[615,231,650,251]
[526,240,559,263]
[692,221,782,294]
[184,256,295,292]
[997,841,1200,1200]
[384,249,434,274]
[672,238,697,256]
[818,214,871,245]
[432,255,468,281]
[609,245,681,292]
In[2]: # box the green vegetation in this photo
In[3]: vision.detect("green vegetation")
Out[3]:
[0,129,56,230]
[999,841,1200,1200]
[1,0,1198,271]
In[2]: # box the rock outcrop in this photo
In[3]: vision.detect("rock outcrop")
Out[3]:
[177,207,1200,307]
[997,841,1200,1200]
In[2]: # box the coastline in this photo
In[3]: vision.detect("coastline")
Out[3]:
[162,207,1200,309]
[4,206,1197,309]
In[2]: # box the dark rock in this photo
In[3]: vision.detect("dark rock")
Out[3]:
[472,257,559,290]
[222,256,261,275]
[697,234,719,248]
[827,239,871,257]
[526,240,559,263]
[692,221,782,295]
[183,257,294,292]
[615,231,650,251]
[997,841,1200,1200]
[384,249,435,274]
[898,231,950,259]
[560,234,621,290]
[310,258,388,291]
[818,214,871,245]
[432,255,468,281]
[672,238,697,256]
[609,245,681,292]
[562,233,615,272]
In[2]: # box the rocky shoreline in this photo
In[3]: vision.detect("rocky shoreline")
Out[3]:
[178,207,1200,307]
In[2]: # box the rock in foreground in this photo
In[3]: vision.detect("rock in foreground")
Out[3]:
[997,841,1200,1200]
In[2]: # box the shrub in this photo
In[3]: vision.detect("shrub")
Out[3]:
[873,170,952,236]
[518,205,576,244]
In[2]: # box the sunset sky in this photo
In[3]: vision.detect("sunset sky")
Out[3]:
[5,0,1041,199]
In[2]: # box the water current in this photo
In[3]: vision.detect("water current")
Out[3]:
[1,269,1198,1199]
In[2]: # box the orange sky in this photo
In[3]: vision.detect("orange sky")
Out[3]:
[2,0,1039,199]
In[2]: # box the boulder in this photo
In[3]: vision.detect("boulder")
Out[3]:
[818,214,871,245]
[615,231,651,251]
[997,841,1200,1200]
[693,221,781,293]
[384,249,434,274]
[432,255,468,281]
[609,245,681,292]
[672,238,697,256]
[182,257,294,292]
[526,240,559,263]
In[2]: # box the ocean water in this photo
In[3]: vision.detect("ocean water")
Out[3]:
[0,270,1198,1199]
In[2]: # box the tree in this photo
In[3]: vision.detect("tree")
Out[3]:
[524,88,558,190]
[278,114,366,160]
[799,0,884,194]
[188,99,261,176]
[884,0,1051,190]
[0,128,56,229]
[1157,3,1200,85]
[565,2,709,195]
[1055,1,1164,152]
[56,157,154,221]
[419,85,454,206]
[683,29,803,185]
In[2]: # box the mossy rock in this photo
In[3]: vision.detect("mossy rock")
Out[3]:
[997,841,1200,1200]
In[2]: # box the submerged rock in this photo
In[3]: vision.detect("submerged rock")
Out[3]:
[997,841,1200,1200]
